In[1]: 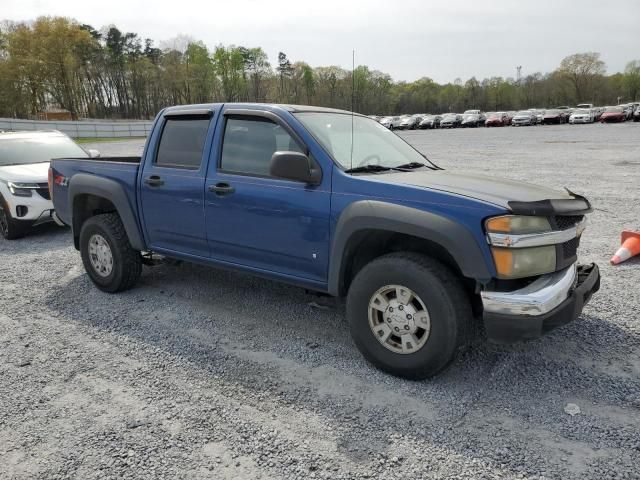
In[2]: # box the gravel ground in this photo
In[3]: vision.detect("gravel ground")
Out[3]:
[1,123,639,479]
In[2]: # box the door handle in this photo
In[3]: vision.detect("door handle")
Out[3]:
[209,182,235,196]
[144,175,164,187]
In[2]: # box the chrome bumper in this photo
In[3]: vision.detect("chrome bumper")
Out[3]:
[481,264,577,316]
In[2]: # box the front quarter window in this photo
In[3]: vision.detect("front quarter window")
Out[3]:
[294,112,429,170]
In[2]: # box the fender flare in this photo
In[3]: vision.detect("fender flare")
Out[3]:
[327,200,492,296]
[68,173,145,251]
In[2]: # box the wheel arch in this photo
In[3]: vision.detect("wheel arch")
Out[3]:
[68,174,145,251]
[328,201,492,296]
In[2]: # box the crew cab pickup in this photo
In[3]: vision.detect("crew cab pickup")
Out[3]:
[49,103,600,378]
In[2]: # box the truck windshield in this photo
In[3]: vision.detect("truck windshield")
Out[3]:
[0,133,88,167]
[294,112,430,171]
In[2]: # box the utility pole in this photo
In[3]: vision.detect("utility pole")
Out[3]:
[516,66,522,84]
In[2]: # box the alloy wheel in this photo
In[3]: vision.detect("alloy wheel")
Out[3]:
[368,284,431,354]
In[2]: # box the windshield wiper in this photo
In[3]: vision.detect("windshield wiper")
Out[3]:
[344,164,392,174]
[394,161,426,170]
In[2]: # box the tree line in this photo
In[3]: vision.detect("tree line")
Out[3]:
[1,17,639,120]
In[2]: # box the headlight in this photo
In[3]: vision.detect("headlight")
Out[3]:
[486,215,551,234]
[486,215,556,278]
[7,181,37,197]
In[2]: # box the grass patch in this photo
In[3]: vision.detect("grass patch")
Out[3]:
[75,136,146,144]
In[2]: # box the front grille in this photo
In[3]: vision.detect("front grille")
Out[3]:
[562,236,580,259]
[553,215,584,230]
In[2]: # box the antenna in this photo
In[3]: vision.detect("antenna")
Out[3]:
[350,50,355,170]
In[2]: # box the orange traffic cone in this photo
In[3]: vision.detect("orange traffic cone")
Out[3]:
[610,231,640,265]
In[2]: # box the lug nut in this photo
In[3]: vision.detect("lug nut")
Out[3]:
[388,307,393,312]
[404,325,410,330]
[406,314,412,320]
[398,305,404,311]
[394,327,399,332]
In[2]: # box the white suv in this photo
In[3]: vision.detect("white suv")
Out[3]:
[0,130,97,239]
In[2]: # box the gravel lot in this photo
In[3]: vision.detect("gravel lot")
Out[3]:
[1,123,639,479]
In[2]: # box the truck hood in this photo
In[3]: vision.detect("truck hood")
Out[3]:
[378,170,573,209]
[0,162,50,183]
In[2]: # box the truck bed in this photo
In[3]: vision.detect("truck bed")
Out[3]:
[50,157,141,228]
[57,156,141,164]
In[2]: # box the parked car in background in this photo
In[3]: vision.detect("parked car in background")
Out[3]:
[530,109,545,124]
[461,113,482,127]
[541,109,568,125]
[398,115,422,130]
[463,110,486,123]
[0,130,97,239]
[485,112,509,127]
[569,109,594,124]
[379,116,402,130]
[440,113,462,128]
[576,103,594,111]
[418,115,441,129]
[511,110,537,126]
[634,105,640,122]
[619,104,634,120]
[600,106,627,123]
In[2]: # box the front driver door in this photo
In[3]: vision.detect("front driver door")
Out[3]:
[204,109,331,283]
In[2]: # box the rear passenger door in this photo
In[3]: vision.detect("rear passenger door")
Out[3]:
[140,110,214,257]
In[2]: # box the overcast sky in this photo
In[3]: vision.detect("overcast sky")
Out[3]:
[3,0,638,83]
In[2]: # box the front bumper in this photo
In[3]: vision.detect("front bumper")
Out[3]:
[4,193,54,222]
[481,263,600,343]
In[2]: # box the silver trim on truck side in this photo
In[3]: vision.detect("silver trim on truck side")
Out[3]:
[481,263,577,316]
[487,218,586,248]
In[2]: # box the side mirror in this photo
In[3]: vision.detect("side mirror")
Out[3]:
[270,151,322,185]
[87,149,100,158]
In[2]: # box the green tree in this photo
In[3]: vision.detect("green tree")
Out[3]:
[623,60,640,101]
[558,52,606,103]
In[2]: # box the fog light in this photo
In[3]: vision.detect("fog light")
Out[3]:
[16,205,28,218]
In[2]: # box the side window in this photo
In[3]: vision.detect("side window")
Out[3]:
[220,116,303,176]
[156,117,210,169]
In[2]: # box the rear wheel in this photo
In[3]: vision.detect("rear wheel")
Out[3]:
[0,197,27,240]
[347,253,472,379]
[79,213,142,292]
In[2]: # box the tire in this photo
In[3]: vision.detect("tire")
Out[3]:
[0,196,27,240]
[346,252,472,379]
[79,213,142,292]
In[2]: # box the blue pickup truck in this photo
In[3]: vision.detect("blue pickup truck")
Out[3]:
[49,103,600,378]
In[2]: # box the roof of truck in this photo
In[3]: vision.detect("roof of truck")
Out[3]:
[161,103,358,116]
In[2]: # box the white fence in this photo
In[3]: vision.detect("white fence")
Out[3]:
[0,118,153,139]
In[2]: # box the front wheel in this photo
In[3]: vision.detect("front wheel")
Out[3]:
[79,213,142,292]
[347,253,472,379]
